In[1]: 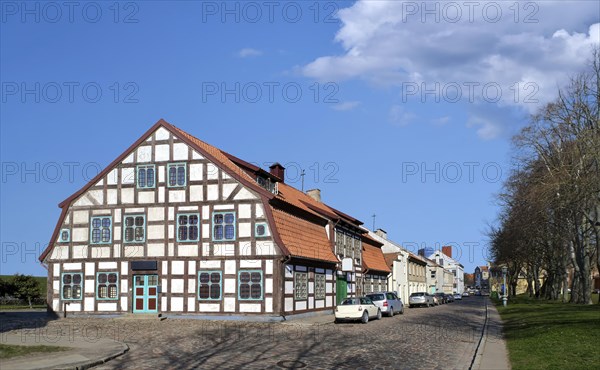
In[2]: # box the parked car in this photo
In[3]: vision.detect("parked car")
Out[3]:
[453,293,462,300]
[366,292,404,317]
[409,292,434,308]
[445,294,454,303]
[434,293,447,304]
[335,297,381,323]
[462,292,470,297]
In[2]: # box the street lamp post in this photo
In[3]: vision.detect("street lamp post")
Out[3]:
[502,266,508,307]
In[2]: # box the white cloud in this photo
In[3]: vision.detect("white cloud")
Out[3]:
[388,105,415,126]
[302,0,600,114]
[332,101,361,111]
[237,48,263,58]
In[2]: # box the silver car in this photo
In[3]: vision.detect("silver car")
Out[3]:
[366,292,404,317]
[409,292,435,308]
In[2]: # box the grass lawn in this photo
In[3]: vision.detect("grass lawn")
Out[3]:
[496,295,600,370]
[0,344,68,359]
[0,304,47,310]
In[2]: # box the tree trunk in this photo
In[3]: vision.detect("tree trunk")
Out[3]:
[28,296,32,309]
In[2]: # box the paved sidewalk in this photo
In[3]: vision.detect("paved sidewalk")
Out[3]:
[472,300,511,370]
[1,325,128,370]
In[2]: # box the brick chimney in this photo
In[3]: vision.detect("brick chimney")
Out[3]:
[442,246,452,258]
[269,163,285,182]
[375,228,387,239]
[306,189,321,202]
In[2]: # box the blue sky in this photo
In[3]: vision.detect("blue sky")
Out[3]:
[1,1,599,277]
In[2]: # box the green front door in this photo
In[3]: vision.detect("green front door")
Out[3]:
[336,275,347,305]
[133,275,159,313]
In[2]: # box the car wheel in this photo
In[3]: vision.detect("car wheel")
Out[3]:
[376,309,382,320]
[389,307,394,317]
[400,306,404,314]
[361,312,369,324]
[334,318,339,324]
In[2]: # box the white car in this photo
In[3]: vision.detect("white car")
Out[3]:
[335,297,382,323]
[453,293,462,300]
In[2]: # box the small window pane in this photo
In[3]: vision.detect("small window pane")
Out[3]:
[199,285,209,299]
[102,218,111,227]
[125,217,134,227]
[256,225,265,236]
[147,168,154,187]
[98,273,107,283]
[177,166,185,185]
[240,284,250,299]
[102,229,110,242]
[189,215,198,225]
[214,225,223,240]
[61,231,69,241]
[200,273,210,283]
[108,273,117,283]
[73,274,81,284]
[224,213,234,224]
[214,214,223,224]
[250,272,261,283]
[179,215,188,225]
[250,284,261,299]
[135,216,144,226]
[189,226,198,240]
[73,286,81,299]
[63,274,71,284]
[210,273,220,283]
[63,286,71,299]
[139,168,146,187]
[178,226,188,241]
[225,225,234,240]
[210,285,220,299]
[240,272,250,283]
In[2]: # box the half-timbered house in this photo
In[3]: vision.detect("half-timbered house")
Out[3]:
[39,119,381,317]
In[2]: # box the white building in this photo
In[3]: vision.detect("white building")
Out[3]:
[428,246,464,294]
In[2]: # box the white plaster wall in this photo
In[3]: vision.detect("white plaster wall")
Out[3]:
[239,303,261,313]
[171,297,184,312]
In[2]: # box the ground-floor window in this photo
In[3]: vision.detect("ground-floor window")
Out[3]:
[239,270,262,300]
[198,271,222,300]
[97,272,119,300]
[62,273,82,300]
[315,273,326,299]
[294,272,308,300]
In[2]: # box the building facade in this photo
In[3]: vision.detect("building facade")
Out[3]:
[428,246,464,294]
[39,119,385,317]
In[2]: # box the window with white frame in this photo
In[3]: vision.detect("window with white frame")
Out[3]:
[62,273,82,300]
[255,222,269,237]
[315,274,326,299]
[90,216,112,244]
[213,212,235,241]
[168,163,187,187]
[123,215,145,243]
[294,271,308,300]
[137,164,155,189]
[198,271,221,300]
[59,229,70,243]
[238,270,262,300]
[97,272,118,300]
[178,213,199,242]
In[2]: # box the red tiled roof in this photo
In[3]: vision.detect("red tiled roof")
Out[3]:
[271,208,338,263]
[362,235,391,274]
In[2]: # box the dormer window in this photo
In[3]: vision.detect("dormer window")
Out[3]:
[256,176,277,194]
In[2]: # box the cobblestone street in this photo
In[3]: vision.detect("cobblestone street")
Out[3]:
[2,297,489,369]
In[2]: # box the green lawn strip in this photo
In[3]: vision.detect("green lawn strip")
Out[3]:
[0,343,69,359]
[496,295,600,370]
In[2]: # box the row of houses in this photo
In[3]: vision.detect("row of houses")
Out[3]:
[39,119,462,317]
